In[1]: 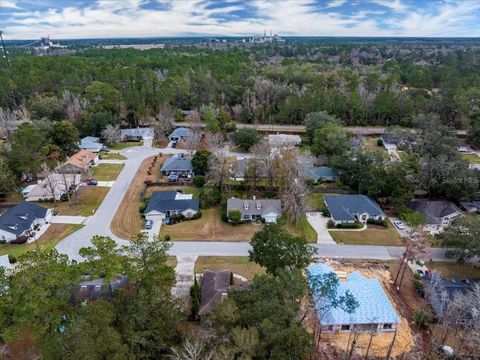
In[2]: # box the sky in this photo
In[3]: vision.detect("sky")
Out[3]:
[1,0,480,40]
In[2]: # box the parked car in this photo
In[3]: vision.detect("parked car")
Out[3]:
[168,174,179,182]
[101,146,110,152]
[87,179,98,186]
[145,220,153,230]
[171,141,177,148]
[394,220,405,230]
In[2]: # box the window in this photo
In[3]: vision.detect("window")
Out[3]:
[341,324,351,331]
[383,323,393,330]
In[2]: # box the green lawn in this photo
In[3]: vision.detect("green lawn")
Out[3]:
[91,164,124,181]
[307,193,325,208]
[288,217,317,243]
[110,141,144,150]
[329,223,404,246]
[462,153,480,164]
[45,186,110,217]
[194,256,265,280]
[427,261,480,280]
[0,224,84,258]
[100,152,126,160]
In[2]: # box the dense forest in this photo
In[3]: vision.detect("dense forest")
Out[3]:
[1,39,480,132]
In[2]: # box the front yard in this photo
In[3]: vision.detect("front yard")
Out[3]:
[48,186,110,216]
[100,152,126,160]
[194,256,265,280]
[329,223,404,246]
[462,153,480,164]
[0,224,84,257]
[110,141,144,150]
[427,261,480,279]
[91,163,124,181]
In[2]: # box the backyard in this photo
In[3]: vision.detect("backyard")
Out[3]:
[91,163,124,181]
[46,186,110,216]
[194,256,265,280]
[329,223,404,246]
[0,224,84,257]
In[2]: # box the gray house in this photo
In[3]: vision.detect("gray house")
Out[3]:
[79,136,104,153]
[161,157,194,178]
[227,197,281,223]
[409,200,464,233]
[324,195,385,225]
[121,127,153,141]
[144,191,199,222]
[168,127,190,142]
[302,165,340,183]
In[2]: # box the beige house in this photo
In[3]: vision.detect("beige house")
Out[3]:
[58,150,98,174]
[24,174,82,202]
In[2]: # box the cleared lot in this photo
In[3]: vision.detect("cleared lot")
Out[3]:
[45,186,110,217]
[194,256,265,280]
[91,163,124,181]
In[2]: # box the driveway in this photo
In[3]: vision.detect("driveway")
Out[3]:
[50,215,87,225]
[389,217,410,238]
[96,181,115,187]
[306,212,336,244]
[172,256,197,301]
[145,219,162,240]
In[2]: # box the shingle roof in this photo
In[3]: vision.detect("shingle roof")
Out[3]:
[120,127,154,139]
[302,165,339,181]
[71,275,129,303]
[161,157,193,172]
[26,174,81,199]
[145,191,199,214]
[324,195,384,222]
[409,200,463,225]
[79,136,102,151]
[199,270,231,316]
[232,158,267,178]
[227,198,281,217]
[169,127,190,139]
[64,150,97,171]
[307,263,400,326]
[0,202,49,236]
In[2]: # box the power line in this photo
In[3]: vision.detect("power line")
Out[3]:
[0,30,11,70]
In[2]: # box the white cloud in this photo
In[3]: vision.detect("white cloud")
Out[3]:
[1,0,18,9]
[370,0,406,13]
[326,0,347,8]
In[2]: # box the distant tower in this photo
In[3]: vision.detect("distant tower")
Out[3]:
[0,30,11,69]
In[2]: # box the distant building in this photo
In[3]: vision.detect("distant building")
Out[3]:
[230,158,267,181]
[307,263,400,333]
[71,275,129,304]
[0,202,52,243]
[24,174,81,202]
[227,196,281,223]
[160,157,194,178]
[324,195,385,225]
[459,200,480,213]
[168,128,190,142]
[302,165,340,183]
[58,150,98,174]
[120,127,154,141]
[268,134,301,148]
[79,136,104,153]
[409,200,464,233]
[144,191,199,223]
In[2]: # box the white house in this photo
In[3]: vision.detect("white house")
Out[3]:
[24,174,81,202]
[227,197,282,223]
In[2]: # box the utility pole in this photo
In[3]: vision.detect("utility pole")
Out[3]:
[0,30,11,69]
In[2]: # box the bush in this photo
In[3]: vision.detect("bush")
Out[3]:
[335,222,364,229]
[164,235,171,241]
[232,128,261,151]
[139,202,147,213]
[367,218,388,227]
[199,185,221,209]
[8,254,16,264]
[191,211,202,220]
[413,278,425,298]
[327,220,336,228]
[189,276,200,321]
[193,176,205,188]
[377,138,383,146]
[321,206,330,217]
[11,236,28,245]
[0,240,6,244]
[228,210,242,224]
[413,309,430,330]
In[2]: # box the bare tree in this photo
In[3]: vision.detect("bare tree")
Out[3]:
[154,106,175,139]
[15,105,32,123]
[272,147,301,192]
[184,112,203,152]
[245,157,263,190]
[168,339,214,360]
[208,154,231,190]
[56,162,82,206]
[251,140,274,187]
[205,132,224,155]
[101,124,122,146]
[0,107,17,139]
[283,180,307,225]
[41,164,59,205]
[63,89,89,123]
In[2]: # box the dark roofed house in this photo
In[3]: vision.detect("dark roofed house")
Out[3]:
[0,202,52,243]
[380,130,416,151]
[230,158,267,181]
[302,165,339,183]
[227,196,281,223]
[409,200,464,233]
[145,191,199,223]
[324,195,385,225]
[198,270,247,318]
[168,127,190,142]
[459,200,480,213]
[161,157,194,178]
[121,127,153,141]
[71,275,129,304]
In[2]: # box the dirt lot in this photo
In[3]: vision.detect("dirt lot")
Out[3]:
[194,256,265,280]
[111,155,166,240]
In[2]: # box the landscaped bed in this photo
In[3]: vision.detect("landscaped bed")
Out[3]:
[91,163,124,181]
[0,224,84,257]
[45,186,110,217]
[329,223,403,246]
[194,256,265,280]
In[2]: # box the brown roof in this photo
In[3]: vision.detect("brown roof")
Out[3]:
[64,150,97,170]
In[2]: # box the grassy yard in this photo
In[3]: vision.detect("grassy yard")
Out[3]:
[160,207,261,241]
[100,152,126,160]
[92,163,124,181]
[329,223,404,246]
[110,141,144,150]
[462,153,480,164]
[288,217,317,243]
[0,224,84,257]
[427,261,480,279]
[46,186,110,216]
[363,137,382,149]
[194,256,265,280]
[307,193,325,208]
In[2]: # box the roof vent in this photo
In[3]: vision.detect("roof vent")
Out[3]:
[18,214,28,220]
[244,201,249,210]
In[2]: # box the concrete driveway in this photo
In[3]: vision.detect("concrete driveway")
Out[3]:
[306,212,336,244]
[50,215,87,225]
[172,256,197,301]
[145,219,162,240]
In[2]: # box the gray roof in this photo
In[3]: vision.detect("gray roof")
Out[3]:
[349,137,363,150]
[120,127,154,139]
[145,191,199,214]
[72,275,129,303]
[233,158,267,178]
[161,157,193,172]
[0,202,49,236]
[227,198,281,217]
[409,200,463,225]
[324,195,384,222]
[302,165,339,181]
[79,136,102,150]
[169,127,190,139]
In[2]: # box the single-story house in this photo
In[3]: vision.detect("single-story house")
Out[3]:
[307,263,400,333]
[57,150,98,174]
[71,275,129,304]
[268,134,301,148]
[302,165,340,183]
[168,127,190,142]
[421,274,479,325]
[380,131,416,151]
[409,200,464,233]
[324,194,385,225]
[120,127,153,141]
[161,157,194,178]
[227,197,282,223]
[456,140,472,153]
[144,191,199,222]
[459,200,480,213]
[0,202,52,243]
[24,174,81,202]
[79,136,104,153]
[230,158,267,181]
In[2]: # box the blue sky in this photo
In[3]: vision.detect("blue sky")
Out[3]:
[1,0,480,39]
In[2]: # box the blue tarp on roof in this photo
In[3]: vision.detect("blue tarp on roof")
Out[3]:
[307,263,400,326]
[324,194,384,222]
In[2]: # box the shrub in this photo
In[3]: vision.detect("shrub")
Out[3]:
[199,185,221,209]
[8,254,16,264]
[139,202,147,213]
[327,220,336,228]
[0,240,5,244]
[193,176,205,188]
[191,211,202,220]
[335,222,364,229]
[413,309,430,330]
[164,235,171,241]
[11,236,28,245]
[367,218,388,227]
[228,210,242,224]
[232,128,261,151]
[189,276,200,320]
[377,138,383,146]
[321,206,330,217]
